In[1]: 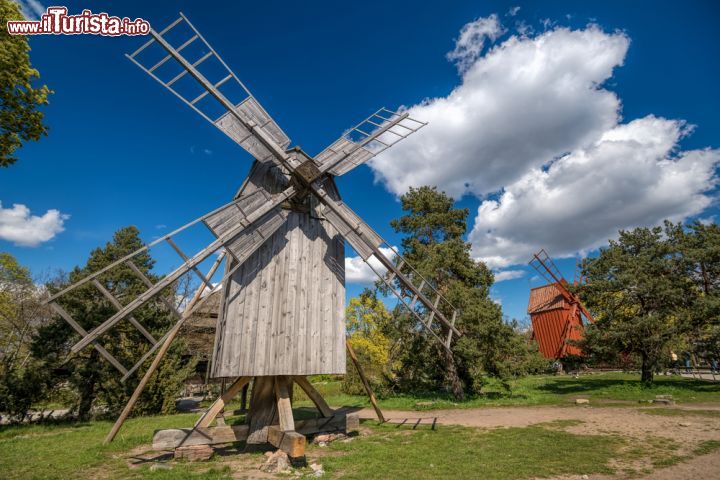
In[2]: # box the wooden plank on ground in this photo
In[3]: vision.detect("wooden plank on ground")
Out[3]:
[152,413,359,450]
[153,425,250,450]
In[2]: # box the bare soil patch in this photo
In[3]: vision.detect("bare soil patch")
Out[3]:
[356,404,720,479]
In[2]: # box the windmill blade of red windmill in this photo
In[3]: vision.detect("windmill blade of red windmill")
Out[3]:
[51,185,296,355]
[311,181,461,349]
[126,13,293,167]
[314,107,427,177]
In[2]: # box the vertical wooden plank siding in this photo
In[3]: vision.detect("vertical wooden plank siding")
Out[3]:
[211,162,346,377]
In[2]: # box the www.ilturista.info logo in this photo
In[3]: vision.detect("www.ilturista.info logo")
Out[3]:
[7,6,150,36]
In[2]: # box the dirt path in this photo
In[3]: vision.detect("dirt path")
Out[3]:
[354,404,720,479]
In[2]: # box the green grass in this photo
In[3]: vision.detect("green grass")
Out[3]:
[694,440,720,456]
[641,408,720,418]
[0,415,627,480]
[291,373,720,411]
[315,422,621,479]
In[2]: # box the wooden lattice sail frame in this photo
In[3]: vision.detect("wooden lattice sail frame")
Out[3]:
[45,13,462,458]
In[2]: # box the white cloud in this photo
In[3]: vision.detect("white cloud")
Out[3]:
[0,203,68,247]
[446,14,505,73]
[470,116,719,268]
[345,246,397,284]
[368,16,720,269]
[494,269,526,282]
[13,0,46,20]
[371,23,628,199]
[507,6,521,17]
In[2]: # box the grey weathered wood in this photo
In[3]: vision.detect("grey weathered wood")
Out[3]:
[152,413,359,449]
[267,427,305,457]
[91,279,157,344]
[293,376,333,418]
[48,302,128,376]
[246,376,276,444]
[211,164,346,377]
[153,424,249,449]
[72,185,296,353]
[274,376,294,432]
[346,340,385,422]
[195,376,250,428]
[104,253,226,444]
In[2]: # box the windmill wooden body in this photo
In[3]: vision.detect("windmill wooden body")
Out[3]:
[45,13,461,458]
[527,250,594,360]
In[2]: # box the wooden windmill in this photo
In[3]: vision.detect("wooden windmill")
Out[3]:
[45,13,461,458]
[527,249,593,360]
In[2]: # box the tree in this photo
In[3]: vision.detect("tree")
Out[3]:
[0,253,53,418]
[668,221,720,363]
[34,226,195,418]
[342,289,396,395]
[579,224,695,384]
[0,0,52,167]
[387,186,530,399]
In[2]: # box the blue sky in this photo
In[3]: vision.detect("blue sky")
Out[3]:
[2,0,719,324]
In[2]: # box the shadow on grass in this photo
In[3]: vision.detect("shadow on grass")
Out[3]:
[535,375,720,396]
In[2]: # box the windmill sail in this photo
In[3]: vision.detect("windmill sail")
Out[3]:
[48,186,296,357]
[314,108,426,177]
[126,13,290,164]
[312,181,461,349]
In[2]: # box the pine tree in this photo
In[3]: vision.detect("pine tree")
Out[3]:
[388,186,527,399]
[580,224,695,384]
[34,226,195,418]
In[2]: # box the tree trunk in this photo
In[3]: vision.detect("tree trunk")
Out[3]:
[77,350,99,420]
[640,352,654,385]
[442,344,464,400]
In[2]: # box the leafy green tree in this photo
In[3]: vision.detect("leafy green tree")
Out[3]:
[343,289,396,396]
[579,224,695,384]
[0,0,51,167]
[668,221,720,362]
[0,253,52,418]
[387,186,532,399]
[34,226,195,419]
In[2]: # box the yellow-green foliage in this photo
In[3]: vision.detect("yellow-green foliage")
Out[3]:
[343,293,396,395]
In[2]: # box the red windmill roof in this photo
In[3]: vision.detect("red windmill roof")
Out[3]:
[527,283,567,314]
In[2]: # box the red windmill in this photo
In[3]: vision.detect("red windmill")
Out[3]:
[527,250,594,359]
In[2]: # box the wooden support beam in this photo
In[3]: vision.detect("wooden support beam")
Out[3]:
[346,340,385,422]
[292,376,333,417]
[194,376,250,428]
[103,253,225,445]
[48,302,128,376]
[267,426,306,458]
[152,413,359,450]
[154,425,248,450]
[91,279,157,344]
[274,376,295,432]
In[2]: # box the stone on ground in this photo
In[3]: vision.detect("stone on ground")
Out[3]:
[174,444,213,461]
[261,449,291,473]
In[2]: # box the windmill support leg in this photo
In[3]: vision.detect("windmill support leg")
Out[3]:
[346,339,385,422]
[194,376,250,428]
[152,374,359,457]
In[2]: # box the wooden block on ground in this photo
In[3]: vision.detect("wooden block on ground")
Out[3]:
[153,425,249,450]
[174,444,214,461]
[152,413,359,450]
[295,413,359,436]
[267,426,306,457]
